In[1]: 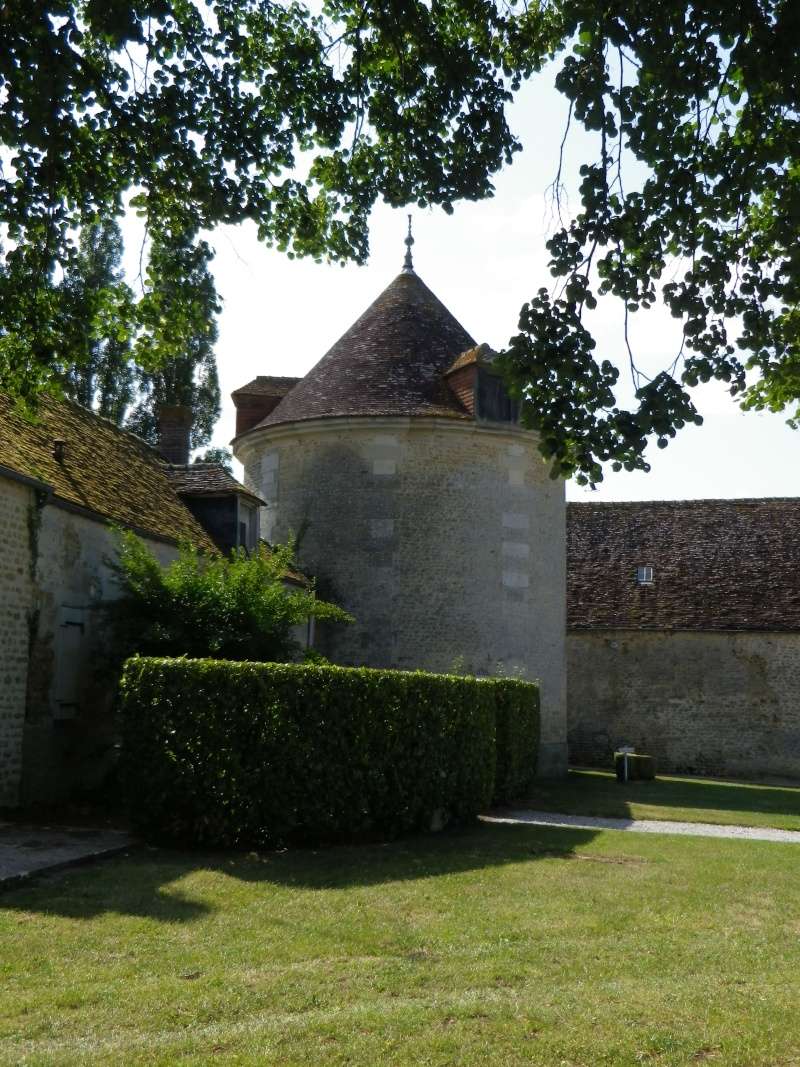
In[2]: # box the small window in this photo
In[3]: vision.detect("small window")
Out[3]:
[636,565,654,585]
[476,368,519,424]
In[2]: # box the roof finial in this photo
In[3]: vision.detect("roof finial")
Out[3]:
[402,214,415,273]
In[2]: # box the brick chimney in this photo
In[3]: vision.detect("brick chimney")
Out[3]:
[157,404,192,465]
[232,377,301,436]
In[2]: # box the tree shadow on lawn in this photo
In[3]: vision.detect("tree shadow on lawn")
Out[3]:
[0,822,599,922]
[526,769,800,821]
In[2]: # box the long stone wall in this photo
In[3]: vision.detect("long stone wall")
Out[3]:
[568,630,800,780]
[239,417,567,776]
[0,477,34,805]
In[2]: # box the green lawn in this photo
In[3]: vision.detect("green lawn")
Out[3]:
[3,822,800,1065]
[522,769,800,831]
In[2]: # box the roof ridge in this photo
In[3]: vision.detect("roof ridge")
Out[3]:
[568,497,800,507]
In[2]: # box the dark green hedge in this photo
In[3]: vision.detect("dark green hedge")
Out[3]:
[490,678,540,803]
[121,658,541,847]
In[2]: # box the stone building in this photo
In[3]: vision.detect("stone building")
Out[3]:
[567,499,800,779]
[232,253,568,776]
[0,394,261,806]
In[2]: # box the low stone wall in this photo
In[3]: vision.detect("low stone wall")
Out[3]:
[567,629,800,781]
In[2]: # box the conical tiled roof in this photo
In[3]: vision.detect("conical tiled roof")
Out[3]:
[249,270,476,432]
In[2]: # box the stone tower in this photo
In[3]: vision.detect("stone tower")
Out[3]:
[232,256,567,776]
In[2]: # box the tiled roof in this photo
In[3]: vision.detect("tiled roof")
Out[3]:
[231,376,301,398]
[567,499,800,632]
[0,394,216,551]
[246,270,476,433]
[445,344,490,375]
[165,463,265,505]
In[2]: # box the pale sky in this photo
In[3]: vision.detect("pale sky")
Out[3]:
[171,67,799,503]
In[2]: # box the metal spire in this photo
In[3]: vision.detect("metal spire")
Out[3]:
[402,214,415,273]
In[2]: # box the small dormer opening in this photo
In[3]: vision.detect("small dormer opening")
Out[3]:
[476,367,519,424]
[636,565,654,585]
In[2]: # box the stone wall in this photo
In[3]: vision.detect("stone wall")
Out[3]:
[568,630,800,780]
[20,505,178,804]
[0,482,183,808]
[238,416,567,776]
[0,477,35,805]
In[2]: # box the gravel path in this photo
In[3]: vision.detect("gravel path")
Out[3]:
[481,810,800,843]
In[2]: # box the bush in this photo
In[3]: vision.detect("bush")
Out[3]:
[120,658,509,847]
[106,531,352,665]
[489,678,540,803]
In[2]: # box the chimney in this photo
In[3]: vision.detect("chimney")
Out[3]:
[157,404,192,465]
[232,377,300,436]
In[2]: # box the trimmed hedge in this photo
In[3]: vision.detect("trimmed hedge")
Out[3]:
[491,678,540,803]
[120,658,525,846]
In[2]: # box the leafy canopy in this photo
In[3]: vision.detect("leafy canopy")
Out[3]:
[61,218,222,448]
[124,223,222,449]
[499,0,800,483]
[1,1,799,480]
[107,530,352,663]
[1,0,539,400]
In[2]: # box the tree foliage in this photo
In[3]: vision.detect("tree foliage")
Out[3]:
[195,446,233,472]
[59,218,136,423]
[60,218,221,449]
[126,224,221,449]
[0,0,540,400]
[1,1,799,479]
[107,530,352,664]
[500,0,800,483]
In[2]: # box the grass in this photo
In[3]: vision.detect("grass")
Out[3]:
[2,822,800,1065]
[522,769,800,831]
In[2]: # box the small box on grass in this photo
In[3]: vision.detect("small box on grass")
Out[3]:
[614,751,656,782]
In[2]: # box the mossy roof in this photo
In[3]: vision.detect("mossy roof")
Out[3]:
[567,499,800,631]
[164,462,265,506]
[0,393,216,551]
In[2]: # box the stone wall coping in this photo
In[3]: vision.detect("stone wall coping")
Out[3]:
[569,624,800,635]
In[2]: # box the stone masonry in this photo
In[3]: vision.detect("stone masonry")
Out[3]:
[239,417,567,776]
[21,505,177,805]
[0,477,34,806]
[568,630,800,779]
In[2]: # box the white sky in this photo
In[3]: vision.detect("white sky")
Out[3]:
[176,67,799,502]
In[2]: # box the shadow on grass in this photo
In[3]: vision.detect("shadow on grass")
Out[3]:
[525,769,800,821]
[0,822,599,922]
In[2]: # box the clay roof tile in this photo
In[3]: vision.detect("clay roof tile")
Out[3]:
[242,270,476,434]
[567,498,800,632]
[0,394,217,552]
[164,462,265,505]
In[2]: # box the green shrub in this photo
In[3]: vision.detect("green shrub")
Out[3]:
[106,531,352,665]
[120,657,504,847]
[489,678,540,803]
